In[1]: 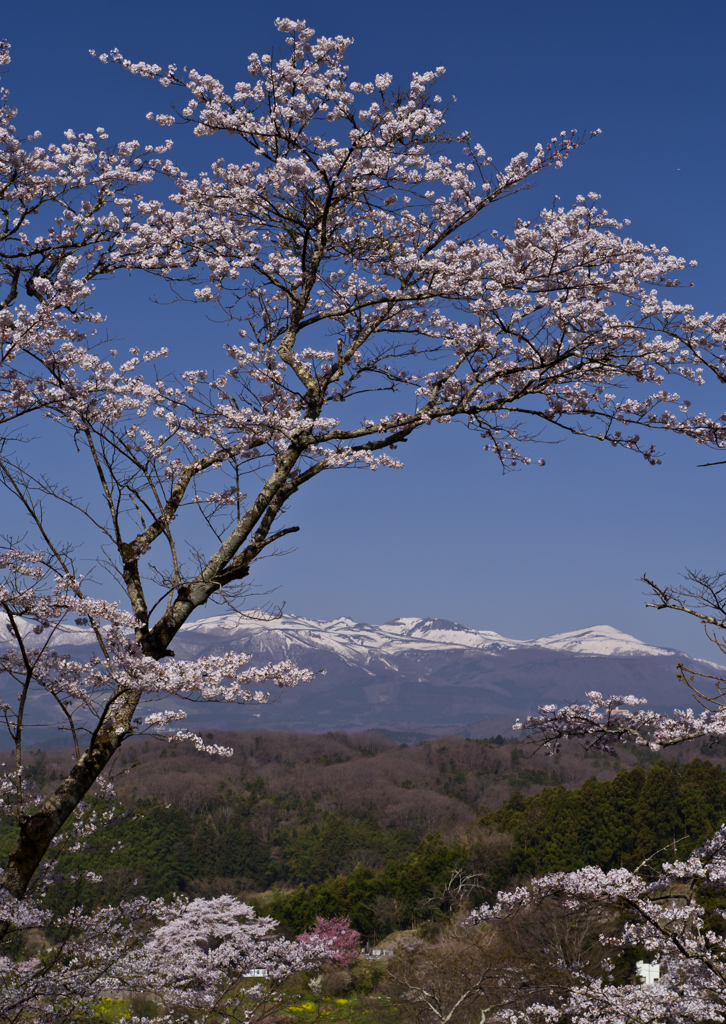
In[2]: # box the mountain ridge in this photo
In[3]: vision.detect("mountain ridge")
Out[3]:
[1,612,720,742]
[174,612,702,662]
[163,613,726,734]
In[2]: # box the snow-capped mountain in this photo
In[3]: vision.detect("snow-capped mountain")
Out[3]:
[166,613,726,734]
[528,624,681,659]
[1,612,718,739]
[172,613,682,661]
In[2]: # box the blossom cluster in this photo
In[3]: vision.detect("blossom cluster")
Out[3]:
[515,690,726,752]
[0,893,331,1023]
[470,826,726,1023]
[297,915,362,966]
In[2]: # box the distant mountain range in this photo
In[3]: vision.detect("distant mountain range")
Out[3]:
[163,613,721,737]
[5,612,716,742]
[2,610,720,741]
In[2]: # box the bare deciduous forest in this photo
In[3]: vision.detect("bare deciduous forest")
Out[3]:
[13,728,704,822]
[101,729,726,818]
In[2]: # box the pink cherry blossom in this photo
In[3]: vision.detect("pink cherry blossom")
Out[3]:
[297,915,362,965]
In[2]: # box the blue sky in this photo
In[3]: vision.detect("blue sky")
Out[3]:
[3,0,726,659]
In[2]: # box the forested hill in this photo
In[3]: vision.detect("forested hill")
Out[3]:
[268,755,726,936]
[481,756,726,877]
[16,726,719,829]
[4,730,726,939]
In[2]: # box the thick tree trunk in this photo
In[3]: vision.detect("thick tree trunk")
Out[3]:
[0,690,140,902]
[0,475,298,906]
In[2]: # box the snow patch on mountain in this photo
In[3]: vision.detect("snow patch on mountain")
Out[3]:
[379,617,522,650]
[531,624,680,658]
[0,613,93,648]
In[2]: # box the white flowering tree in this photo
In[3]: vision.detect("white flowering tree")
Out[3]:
[3,16,726,1019]
[470,826,726,1024]
[0,890,329,1023]
[515,566,726,755]
[477,579,726,1022]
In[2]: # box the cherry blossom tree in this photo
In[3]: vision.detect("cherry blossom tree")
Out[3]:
[470,826,726,1024]
[514,570,726,753]
[297,915,361,965]
[482,574,726,1021]
[0,889,330,1023]
[3,15,726,1019]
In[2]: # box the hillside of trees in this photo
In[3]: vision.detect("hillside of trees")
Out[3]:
[5,730,726,942]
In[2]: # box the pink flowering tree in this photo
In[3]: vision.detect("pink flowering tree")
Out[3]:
[297,915,361,966]
[2,15,726,1019]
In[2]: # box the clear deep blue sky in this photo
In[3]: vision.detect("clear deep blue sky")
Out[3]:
[3,0,726,658]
